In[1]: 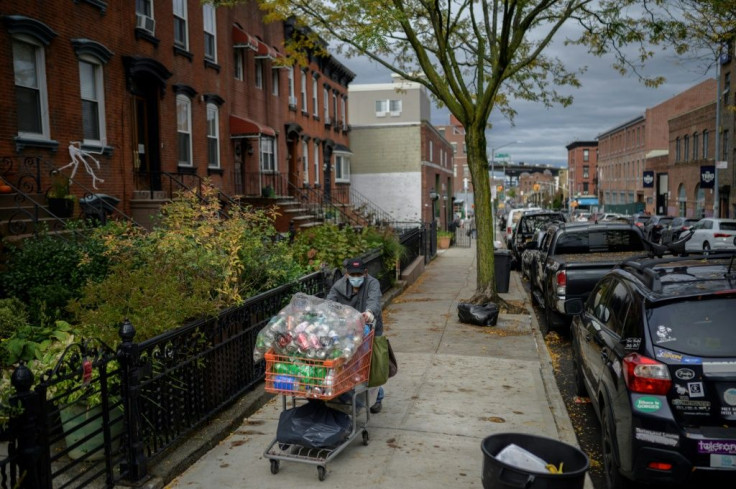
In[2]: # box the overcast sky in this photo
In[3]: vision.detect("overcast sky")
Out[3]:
[337,21,717,168]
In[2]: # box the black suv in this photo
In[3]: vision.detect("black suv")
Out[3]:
[567,253,736,488]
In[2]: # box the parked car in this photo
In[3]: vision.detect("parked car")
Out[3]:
[504,207,541,247]
[567,253,736,488]
[642,215,675,243]
[684,218,736,253]
[632,213,652,230]
[659,217,699,245]
[532,222,649,332]
[509,210,567,269]
[520,228,547,280]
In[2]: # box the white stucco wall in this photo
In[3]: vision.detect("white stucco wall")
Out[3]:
[351,171,422,223]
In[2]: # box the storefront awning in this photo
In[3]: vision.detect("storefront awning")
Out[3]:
[230,115,275,137]
[232,26,258,51]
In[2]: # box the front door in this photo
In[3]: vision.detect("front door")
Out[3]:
[133,89,162,192]
[656,173,668,215]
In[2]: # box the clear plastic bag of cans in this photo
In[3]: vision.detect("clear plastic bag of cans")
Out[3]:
[253,293,368,363]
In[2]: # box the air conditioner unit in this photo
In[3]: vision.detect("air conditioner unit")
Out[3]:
[136,14,155,34]
[288,96,297,106]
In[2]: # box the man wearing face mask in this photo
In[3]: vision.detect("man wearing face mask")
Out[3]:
[326,257,385,413]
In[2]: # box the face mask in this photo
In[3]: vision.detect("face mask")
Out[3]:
[348,276,365,287]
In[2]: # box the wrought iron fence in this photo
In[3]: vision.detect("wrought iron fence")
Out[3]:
[0,230,435,489]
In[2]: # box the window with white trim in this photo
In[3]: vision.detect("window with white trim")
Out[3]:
[323,86,329,122]
[302,140,309,184]
[271,67,279,95]
[176,94,192,166]
[313,143,320,184]
[206,103,220,168]
[202,4,216,62]
[335,153,350,182]
[13,37,50,139]
[332,92,337,123]
[375,99,387,117]
[136,0,154,32]
[300,70,307,112]
[287,66,295,106]
[312,76,318,116]
[79,57,106,145]
[261,136,276,172]
[173,0,188,50]
[341,96,347,128]
[234,49,244,80]
[255,59,263,89]
[389,99,401,116]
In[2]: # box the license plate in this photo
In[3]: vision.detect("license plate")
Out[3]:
[710,454,736,468]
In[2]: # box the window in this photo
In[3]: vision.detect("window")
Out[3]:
[375,99,388,116]
[13,37,50,139]
[583,182,589,193]
[255,59,263,89]
[313,143,320,184]
[271,67,279,95]
[261,137,276,172]
[335,153,350,182]
[173,0,188,49]
[136,0,155,33]
[302,140,309,184]
[79,58,106,145]
[606,282,631,336]
[323,86,329,122]
[287,66,295,106]
[723,130,729,161]
[675,137,681,162]
[678,184,686,216]
[683,134,689,161]
[703,130,709,159]
[202,4,216,62]
[341,96,347,129]
[583,165,589,179]
[389,99,402,115]
[300,70,307,112]
[693,132,699,160]
[206,103,219,168]
[176,94,192,166]
[429,141,433,162]
[234,49,244,80]
[695,184,705,218]
[583,149,589,162]
[332,92,337,123]
[312,76,318,116]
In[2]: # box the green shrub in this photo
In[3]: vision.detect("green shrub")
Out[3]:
[291,223,371,270]
[0,298,28,341]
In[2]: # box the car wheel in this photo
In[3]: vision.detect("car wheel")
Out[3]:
[703,242,711,255]
[571,345,587,397]
[601,408,626,489]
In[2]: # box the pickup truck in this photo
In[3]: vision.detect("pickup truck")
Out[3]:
[528,222,648,333]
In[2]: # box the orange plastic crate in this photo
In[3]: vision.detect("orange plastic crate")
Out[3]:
[265,329,373,400]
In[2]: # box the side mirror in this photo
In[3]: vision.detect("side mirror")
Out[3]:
[564,298,584,316]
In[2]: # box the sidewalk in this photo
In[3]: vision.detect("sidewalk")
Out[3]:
[163,242,592,489]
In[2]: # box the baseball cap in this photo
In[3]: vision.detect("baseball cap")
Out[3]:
[346,258,366,274]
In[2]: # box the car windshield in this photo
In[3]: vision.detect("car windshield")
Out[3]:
[555,229,645,254]
[647,297,736,357]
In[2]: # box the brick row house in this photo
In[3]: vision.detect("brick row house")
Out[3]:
[0,0,354,233]
[565,141,598,206]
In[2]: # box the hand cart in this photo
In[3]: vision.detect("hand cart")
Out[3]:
[263,329,373,481]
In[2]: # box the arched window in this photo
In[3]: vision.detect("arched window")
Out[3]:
[678,184,687,216]
[695,184,705,218]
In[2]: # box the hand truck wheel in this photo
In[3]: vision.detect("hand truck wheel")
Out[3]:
[362,429,370,445]
[270,460,279,474]
[317,465,326,481]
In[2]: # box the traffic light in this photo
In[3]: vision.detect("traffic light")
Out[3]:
[497,185,503,192]
[533,183,540,192]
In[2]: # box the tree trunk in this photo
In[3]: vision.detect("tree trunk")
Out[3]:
[465,126,499,305]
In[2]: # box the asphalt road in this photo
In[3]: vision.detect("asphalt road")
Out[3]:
[522,276,606,489]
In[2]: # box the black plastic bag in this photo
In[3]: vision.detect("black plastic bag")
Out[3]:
[457,302,499,326]
[276,401,352,449]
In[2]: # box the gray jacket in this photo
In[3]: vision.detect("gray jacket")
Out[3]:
[326,274,383,336]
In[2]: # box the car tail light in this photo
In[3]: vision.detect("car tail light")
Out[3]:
[623,353,671,395]
[714,233,731,238]
[507,227,511,235]
[555,270,566,296]
[647,462,673,471]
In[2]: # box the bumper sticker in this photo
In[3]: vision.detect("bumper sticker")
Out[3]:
[635,427,678,447]
[724,388,736,406]
[688,382,705,398]
[698,440,736,455]
[672,398,711,414]
[634,396,662,413]
[710,454,736,468]
[675,368,695,380]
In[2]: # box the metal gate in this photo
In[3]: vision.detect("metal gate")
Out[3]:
[455,222,473,248]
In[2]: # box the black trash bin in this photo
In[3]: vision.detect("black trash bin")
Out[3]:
[481,433,589,489]
[79,193,120,225]
[494,249,512,293]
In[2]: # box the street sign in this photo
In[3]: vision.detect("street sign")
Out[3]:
[716,160,728,169]
[495,153,509,158]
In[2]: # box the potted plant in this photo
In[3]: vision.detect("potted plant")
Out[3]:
[47,173,75,218]
[437,230,453,249]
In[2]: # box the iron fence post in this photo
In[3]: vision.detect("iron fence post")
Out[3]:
[117,319,148,483]
[10,363,46,489]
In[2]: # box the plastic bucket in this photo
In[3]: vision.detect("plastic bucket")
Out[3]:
[481,433,589,489]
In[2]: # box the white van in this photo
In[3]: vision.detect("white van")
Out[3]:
[504,207,541,246]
